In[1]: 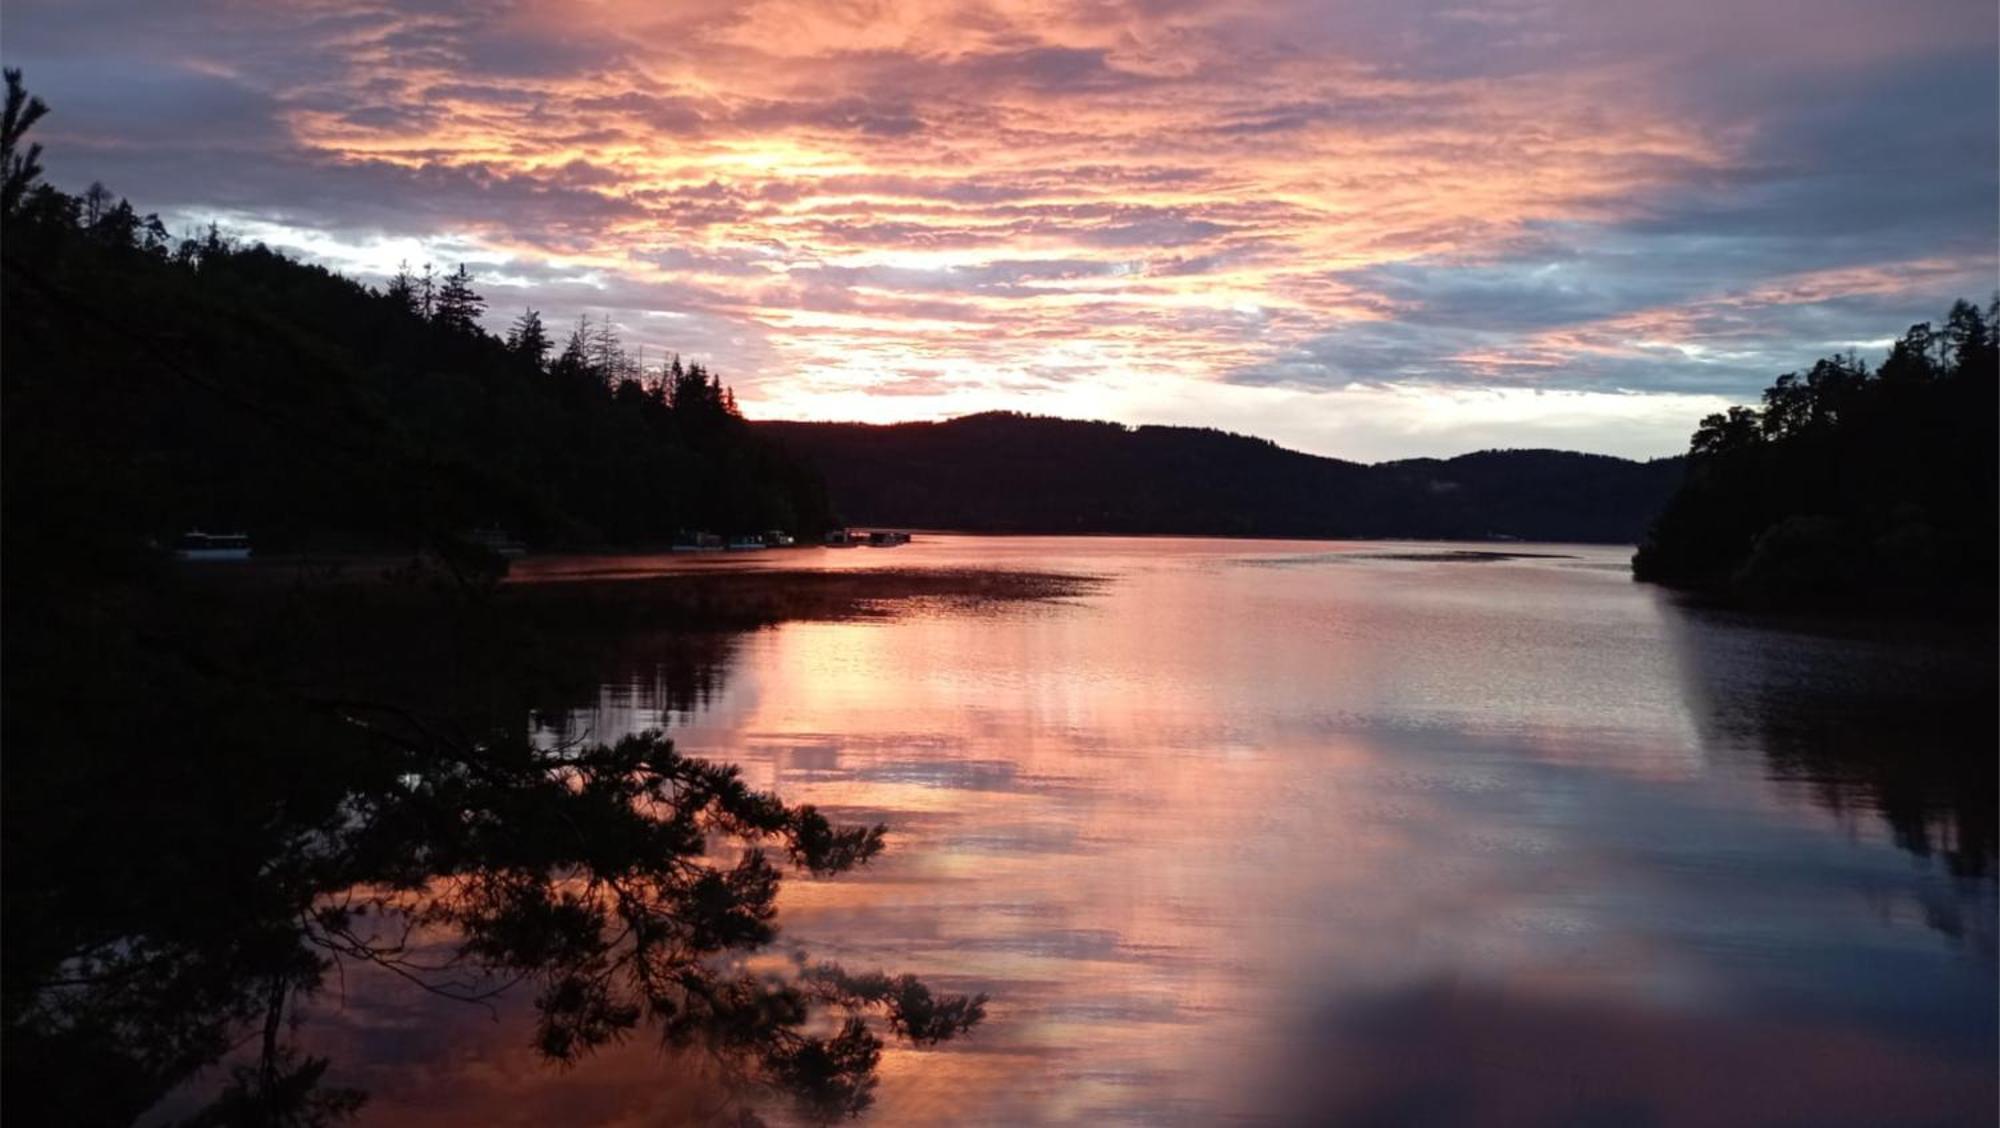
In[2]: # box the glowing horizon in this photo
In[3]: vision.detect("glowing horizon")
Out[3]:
[8,0,1994,460]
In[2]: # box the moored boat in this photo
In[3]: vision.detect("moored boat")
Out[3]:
[466,527,527,557]
[173,530,253,561]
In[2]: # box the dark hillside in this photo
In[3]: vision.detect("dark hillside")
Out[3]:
[1373,449,1688,543]
[761,414,1369,536]
[2,194,827,559]
[760,413,1685,543]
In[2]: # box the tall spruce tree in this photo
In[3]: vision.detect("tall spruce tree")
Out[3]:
[506,308,551,367]
[432,263,484,334]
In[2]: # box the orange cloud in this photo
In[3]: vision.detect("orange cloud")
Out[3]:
[16,0,1990,454]
[249,0,1745,416]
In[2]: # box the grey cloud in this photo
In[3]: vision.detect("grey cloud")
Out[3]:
[961,46,1131,91]
[81,141,650,251]
[26,60,288,157]
[1071,216,1235,248]
[1221,43,1997,398]
[421,81,544,106]
[733,96,925,137]
[569,91,711,134]
[1232,283,1985,398]
[339,104,441,131]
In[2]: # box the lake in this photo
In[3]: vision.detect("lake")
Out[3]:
[284,536,1997,1125]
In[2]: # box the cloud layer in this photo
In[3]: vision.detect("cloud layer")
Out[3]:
[8,0,1995,458]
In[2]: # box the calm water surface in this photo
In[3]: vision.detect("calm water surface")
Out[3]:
[311,537,1997,1125]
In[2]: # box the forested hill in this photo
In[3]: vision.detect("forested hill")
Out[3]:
[2,162,826,562]
[757,414,1687,543]
[1634,298,1997,613]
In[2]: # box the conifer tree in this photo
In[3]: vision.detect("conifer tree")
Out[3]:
[669,355,707,411]
[2,68,49,216]
[432,263,485,334]
[506,308,551,367]
[385,261,420,317]
[197,221,230,265]
[551,316,592,381]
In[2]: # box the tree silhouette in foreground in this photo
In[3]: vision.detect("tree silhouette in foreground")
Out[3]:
[1634,298,1998,613]
[0,69,969,1126]
[4,574,986,1125]
[1,67,48,215]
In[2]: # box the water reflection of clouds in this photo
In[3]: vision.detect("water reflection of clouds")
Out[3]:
[491,540,1991,1124]
[1345,723,1995,1025]
[1257,978,1995,1128]
[297,959,732,1128]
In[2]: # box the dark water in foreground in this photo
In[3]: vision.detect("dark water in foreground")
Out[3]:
[280,538,1999,1124]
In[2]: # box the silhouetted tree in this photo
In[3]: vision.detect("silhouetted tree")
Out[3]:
[552,316,592,382]
[1943,298,1995,375]
[506,308,551,367]
[0,85,915,1124]
[1690,406,1762,459]
[81,180,111,227]
[1635,298,1999,612]
[431,262,485,334]
[1877,322,1939,391]
[418,262,436,320]
[138,208,169,255]
[1,68,48,216]
[83,192,156,252]
[0,79,832,556]
[2,566,978,1124]
[588,312,627,385]
[671,356,729,417]
[385,261,421,317]
[196,219,231,263]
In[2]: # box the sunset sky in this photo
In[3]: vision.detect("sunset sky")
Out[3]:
[9,0,1995,459]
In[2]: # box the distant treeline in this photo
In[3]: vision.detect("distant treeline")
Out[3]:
[1634,299,1998,612]
[1,88,826,557]
[762,414,1687,543]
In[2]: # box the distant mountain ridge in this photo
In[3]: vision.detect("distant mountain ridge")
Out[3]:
[757,412,1686,543]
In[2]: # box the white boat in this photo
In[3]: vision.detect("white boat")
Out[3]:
[173,530,252,561]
